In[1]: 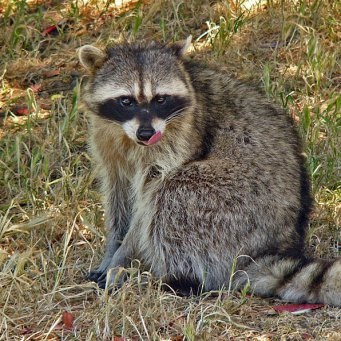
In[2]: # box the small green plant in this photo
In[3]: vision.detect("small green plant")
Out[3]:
[299,95,341,192]
[2,0,44,57]
[69,0,81,19]
[198,11,245,56]
[304,35,336,92]
[131,1,144,37]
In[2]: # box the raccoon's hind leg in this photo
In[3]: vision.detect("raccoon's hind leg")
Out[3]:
[242,256,341,306]
[88,175,131,283]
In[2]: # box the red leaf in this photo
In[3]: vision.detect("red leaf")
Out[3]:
[42,19,69,36]
[62,311,74,330]
[273,303,324,314]
[14,106,32,116]
[44,69,60,78]
[30,83,42,93]
[42,25,58,36]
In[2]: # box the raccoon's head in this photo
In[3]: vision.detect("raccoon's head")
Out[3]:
[78,36,195,146]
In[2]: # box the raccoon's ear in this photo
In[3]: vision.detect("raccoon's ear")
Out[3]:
[171,35,192,57]
[78,45,106,72]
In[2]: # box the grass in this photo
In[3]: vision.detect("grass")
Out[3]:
[0,0,340,339]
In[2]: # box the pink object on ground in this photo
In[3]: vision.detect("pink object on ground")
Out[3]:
[273,303,324,314]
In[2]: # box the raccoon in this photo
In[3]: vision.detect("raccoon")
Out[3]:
[78,36,341,306]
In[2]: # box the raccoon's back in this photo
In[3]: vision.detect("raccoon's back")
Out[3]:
[184,60,312,240]
[185,60,302,164]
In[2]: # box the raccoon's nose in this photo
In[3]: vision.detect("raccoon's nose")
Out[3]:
[136,127,156,141]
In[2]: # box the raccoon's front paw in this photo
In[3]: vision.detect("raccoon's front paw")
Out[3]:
[97,267,127,289]
[87,269,105,283]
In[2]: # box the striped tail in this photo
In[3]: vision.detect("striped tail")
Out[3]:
[243,256,341,306]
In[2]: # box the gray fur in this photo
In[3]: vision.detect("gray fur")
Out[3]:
[78,40,340,306]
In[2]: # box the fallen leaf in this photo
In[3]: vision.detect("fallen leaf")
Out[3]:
[40,102,52,110]
[42,24,58,36]
[42,19,70,36]
[44,69,60,78]
[13,106,32,116]
[272,303,324,315]
[30,83,42,93]
[62,311,74,330]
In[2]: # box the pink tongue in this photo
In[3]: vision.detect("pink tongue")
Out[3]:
[145,131,162,145]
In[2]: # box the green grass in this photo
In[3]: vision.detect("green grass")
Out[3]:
[0,0,340,339]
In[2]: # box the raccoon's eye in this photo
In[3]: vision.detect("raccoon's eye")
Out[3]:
[120,97,134,106]
[154,95,167,104]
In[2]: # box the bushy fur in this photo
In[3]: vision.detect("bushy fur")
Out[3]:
[78,38,341,306]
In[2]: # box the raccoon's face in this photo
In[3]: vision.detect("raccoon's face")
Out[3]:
[78,37,194,146]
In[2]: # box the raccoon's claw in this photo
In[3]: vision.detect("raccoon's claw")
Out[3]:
[87,269,104,283]
[97,274,107,289]
[96,267,127,290]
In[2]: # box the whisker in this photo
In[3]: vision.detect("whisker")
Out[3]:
[165,106,193,122]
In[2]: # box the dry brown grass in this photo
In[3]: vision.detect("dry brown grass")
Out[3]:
[0,0,340,339]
